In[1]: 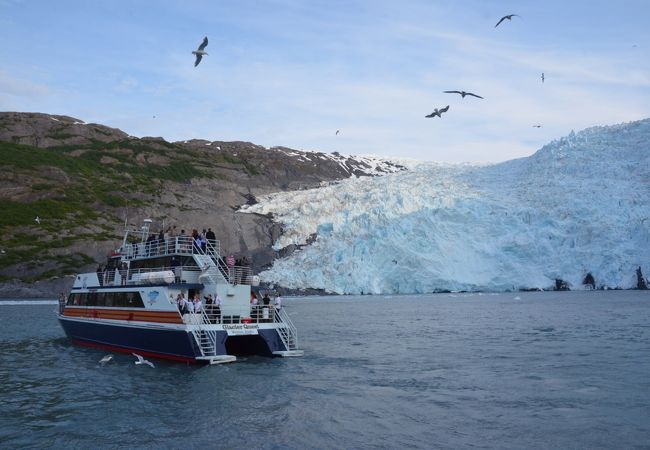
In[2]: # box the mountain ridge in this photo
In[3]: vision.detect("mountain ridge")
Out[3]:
[0,111,406,297]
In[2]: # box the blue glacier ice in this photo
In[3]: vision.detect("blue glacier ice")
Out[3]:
[241,119,650,294]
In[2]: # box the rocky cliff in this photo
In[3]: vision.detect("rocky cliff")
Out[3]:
[0,112,406,297]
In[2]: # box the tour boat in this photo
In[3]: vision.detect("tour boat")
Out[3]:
[56,219,303,364]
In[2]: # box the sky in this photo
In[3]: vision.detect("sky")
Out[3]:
[1,0,649,163]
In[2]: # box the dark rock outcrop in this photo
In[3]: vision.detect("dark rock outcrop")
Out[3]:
[582,272,596,289]
[555,279,570,291]
[637,267,648,290]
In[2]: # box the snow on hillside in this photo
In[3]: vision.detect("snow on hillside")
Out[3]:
[241,120,650,294]
[270,147,410,176]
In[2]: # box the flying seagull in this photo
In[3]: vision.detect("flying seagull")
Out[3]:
[335,130,340,135]
[99,354,113,365]
[132,352,155,368]
[35,216,41,225]
[532,125,542,128]
[425,105,449,118]
[541,73,545,83]
[443,90,483,99]
[495,14,518,28]
[192,36,209,67]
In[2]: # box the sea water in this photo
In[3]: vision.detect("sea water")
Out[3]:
[0,291,649,449]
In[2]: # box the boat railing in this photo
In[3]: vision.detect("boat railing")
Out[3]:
[102,265,202,286]
[119,236,221,260]
[197,304,283,324]
[116,236,254,286]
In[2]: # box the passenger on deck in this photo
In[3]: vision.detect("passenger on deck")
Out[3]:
[250,292,259,320]
[158,229,164,253]
[226,254,236,284]
[206,228,216,251]
[262,293,271,306]
[120,262,128,286]
[214,293,222,323]
[191,229,199,252]
[193,294,202,313]
[176,293,188,314]
[171,256,181,283]
[200,229,207,253]
[96,264,103,286]
[179,229,188,251]
[274,295,282,310]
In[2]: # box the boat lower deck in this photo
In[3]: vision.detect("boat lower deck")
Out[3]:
[58,314,290,364]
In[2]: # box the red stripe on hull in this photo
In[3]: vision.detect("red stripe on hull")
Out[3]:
[71,338,200,364]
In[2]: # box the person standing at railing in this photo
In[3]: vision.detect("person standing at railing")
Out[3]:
[250,292,259,321]
[206,228,216,253]
[200,229,207,253]
[179,229,188,252]
[166,226,175,253]
[214,293,222,323]
[176,293,189,315]
[193,294,202,313]
[226,254,235,284]
[157,229,164,254]
[204,294,214,320]
[274,295,282,311]
[171,256,181,283]
[96,264,104,286]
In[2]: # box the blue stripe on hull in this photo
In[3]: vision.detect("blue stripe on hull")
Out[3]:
[58,317,199,361]
[58,317,287,363]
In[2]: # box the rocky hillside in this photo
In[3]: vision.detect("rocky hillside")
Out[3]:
[0,112,406,297]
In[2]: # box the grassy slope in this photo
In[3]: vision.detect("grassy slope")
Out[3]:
[0,138,256,282]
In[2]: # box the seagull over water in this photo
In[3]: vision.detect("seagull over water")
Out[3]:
[444,90,483,99]
[495,14,518,28]
[35,216,41,225]
[192,36,208,67]
[425,105,449,118]
[133,353,155,368]
[99,355,113,365]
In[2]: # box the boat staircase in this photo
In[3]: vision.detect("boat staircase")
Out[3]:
[192,310,235,364]
[190,241,302,360]
[273,307,303,357]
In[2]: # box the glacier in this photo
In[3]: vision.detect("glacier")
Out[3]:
[241,120,650,294]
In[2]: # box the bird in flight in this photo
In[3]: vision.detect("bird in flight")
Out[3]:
[132,352,155,368]
[443,90,483,99]
[192,36,209,67]
[336,130,340,135]
[532,125,542,128]
[35,216,41,225]
[495,14,518,28]
[425,106,449,118]
[541,73,545,83]
[99,355,113,365]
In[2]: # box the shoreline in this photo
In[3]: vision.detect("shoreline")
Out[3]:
[1,277,646,300]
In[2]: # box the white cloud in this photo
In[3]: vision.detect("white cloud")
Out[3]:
[0,70,49,98]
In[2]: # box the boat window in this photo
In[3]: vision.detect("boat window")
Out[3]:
[104,291,113,307]
[86,292,98,306]
[125,292,145,308]
[111,292,126,307]
[66,293,80,305]
[65,291,144,308]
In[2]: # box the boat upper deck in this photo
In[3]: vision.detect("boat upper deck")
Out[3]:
[96,225,255,287]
